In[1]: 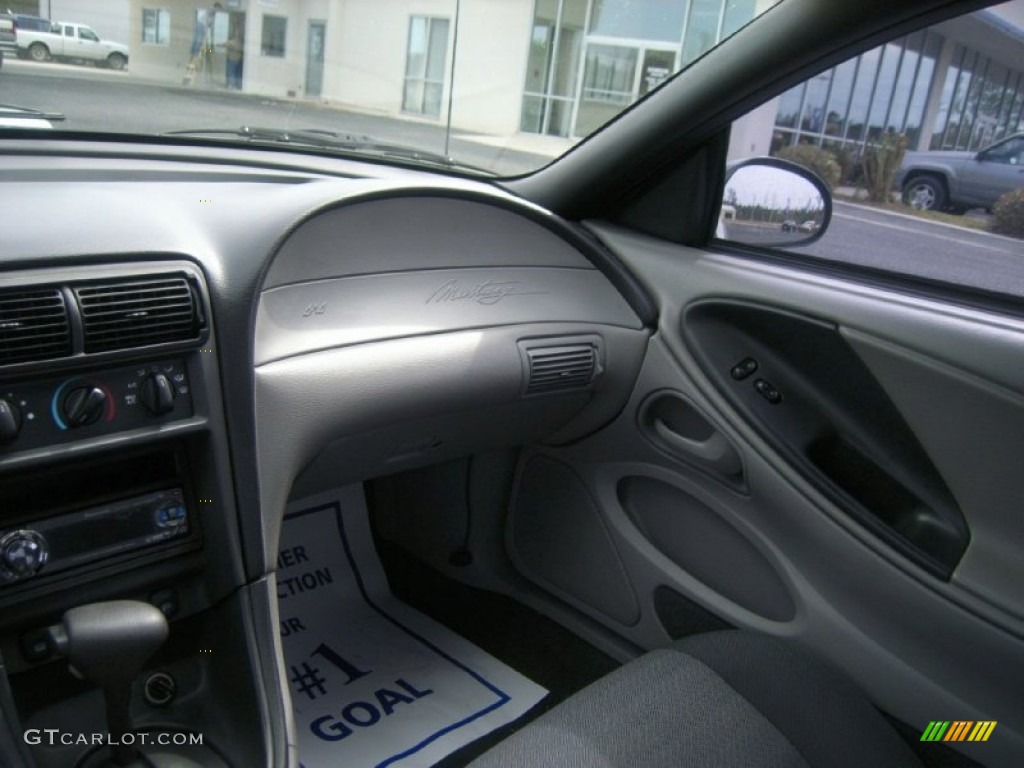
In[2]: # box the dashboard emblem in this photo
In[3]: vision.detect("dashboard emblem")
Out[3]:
[427,279,547,306]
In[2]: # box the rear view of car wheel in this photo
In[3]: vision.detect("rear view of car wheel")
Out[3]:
[902,175,946,211]
[28,43,49,62]
[106,53,126,71]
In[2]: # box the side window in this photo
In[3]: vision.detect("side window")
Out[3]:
[982,137,1024,164]
[64,26,74,37]
[721,1,1024,297]
[79,27,99,42]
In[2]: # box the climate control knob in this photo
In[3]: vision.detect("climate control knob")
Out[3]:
[62,386,108,427]
[140,373,175,416]
[0,530,49,582]
[0,399,21,445]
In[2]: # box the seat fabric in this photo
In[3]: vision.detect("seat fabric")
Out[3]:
[468,630,921,768]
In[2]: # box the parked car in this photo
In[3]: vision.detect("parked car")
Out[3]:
[781,219,798,231]
[0,11,17,63]
[17,20,129,70]
[897,133,1024,212]
[797,219,820,233]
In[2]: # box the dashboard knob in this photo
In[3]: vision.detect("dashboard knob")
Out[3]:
[140,373,175,416]
[62,386,108,427]
[0,399,21,444]
[0,530,49,582]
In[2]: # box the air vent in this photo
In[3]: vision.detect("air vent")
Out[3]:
[76,276,201,353]
[0,287,72,365]
[523,342,599,395]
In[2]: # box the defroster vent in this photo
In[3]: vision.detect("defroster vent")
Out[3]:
[0,287,72,365]
[522,341,601,395]
[76,276,202,353]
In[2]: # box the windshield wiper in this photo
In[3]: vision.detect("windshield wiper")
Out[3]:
[163,125,492,175]
[0,103,66,122]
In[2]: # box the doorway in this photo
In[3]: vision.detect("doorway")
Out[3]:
[573,42,677,137]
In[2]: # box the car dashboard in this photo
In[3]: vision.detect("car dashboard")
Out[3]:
[0,139,651,767]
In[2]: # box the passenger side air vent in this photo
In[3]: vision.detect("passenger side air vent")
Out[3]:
[76,276,202,353]
[521,340,601,395]
[0,287,72,365]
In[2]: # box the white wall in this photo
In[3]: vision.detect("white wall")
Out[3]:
[325,0,530,134]
[728,96,778,162]
[44,0,131,45]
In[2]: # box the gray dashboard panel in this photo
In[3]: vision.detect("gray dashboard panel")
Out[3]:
[256,267,641,364]
[261,196,595,288]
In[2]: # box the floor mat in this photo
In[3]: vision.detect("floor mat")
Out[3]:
[279,487,548,768]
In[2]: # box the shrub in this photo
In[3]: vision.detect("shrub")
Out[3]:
[861,132,908,203]
[992,188,1024,238]
[777,144,841,191]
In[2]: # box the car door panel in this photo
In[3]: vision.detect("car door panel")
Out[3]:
[506,221,1024,766]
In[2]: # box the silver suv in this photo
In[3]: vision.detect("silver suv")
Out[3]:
[897,133,1024,212]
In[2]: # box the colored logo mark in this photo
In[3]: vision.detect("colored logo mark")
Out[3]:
[921,721,997,742]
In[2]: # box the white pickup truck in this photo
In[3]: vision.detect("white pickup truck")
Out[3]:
[18,21,129,70]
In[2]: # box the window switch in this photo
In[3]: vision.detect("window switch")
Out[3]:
[754,378,783,404]
[731,357,759,380]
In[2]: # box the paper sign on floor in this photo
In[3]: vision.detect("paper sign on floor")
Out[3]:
[278,486,548,768]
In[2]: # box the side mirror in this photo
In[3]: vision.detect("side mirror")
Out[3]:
[717,157,832,247]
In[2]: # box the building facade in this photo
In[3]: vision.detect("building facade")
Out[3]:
[101,1,1024,159]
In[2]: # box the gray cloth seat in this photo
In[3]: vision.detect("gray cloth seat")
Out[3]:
[470,630,921,768]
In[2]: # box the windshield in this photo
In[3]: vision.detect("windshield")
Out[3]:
[2,0,779,176]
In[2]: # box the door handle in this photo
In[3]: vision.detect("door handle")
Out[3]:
[653,417,742,476]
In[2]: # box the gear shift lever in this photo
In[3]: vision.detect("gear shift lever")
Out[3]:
[49,600,169,766]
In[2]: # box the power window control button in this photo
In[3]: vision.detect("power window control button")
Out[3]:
[754,378,783,404]
[730,358,759,380]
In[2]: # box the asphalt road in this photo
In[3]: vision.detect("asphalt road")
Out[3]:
[794,203,1024,298]
[2,60,1022,297]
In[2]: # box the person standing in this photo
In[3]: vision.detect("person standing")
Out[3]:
[223,26,243,90]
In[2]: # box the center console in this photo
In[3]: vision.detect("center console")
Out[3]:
[0,262,261,767]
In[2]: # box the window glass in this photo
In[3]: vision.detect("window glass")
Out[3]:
[79,27,100,42]
[723,2,1024,300]
[824,59,857,137]
[261,15,286,58]
[575,44,638,135]
[681,0,723,65]
[143,9,170,45]
[402,16,450,117]
[589,0,687,43]
[844,47,880,143]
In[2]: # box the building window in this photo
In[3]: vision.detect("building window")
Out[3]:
[261,15,287,58]
[402,16,450,117]
[142,8,170,45]
[142,8,169,45]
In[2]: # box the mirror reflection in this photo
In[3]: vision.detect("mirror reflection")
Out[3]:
[719,165,827,246]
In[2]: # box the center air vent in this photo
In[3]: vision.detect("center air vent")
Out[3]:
[0,287,72,365]
[75,276,202,353]
[521,340,601,395]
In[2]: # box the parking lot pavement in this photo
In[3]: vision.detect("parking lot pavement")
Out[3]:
[790,201,1024,298]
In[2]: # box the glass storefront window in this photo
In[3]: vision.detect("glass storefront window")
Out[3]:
[824,58,857,137]
[885,33,921,134]
[845,46,880,141]
[865,42,902,141]
[800,72,831,135]
[775,83,805,129]
[905,32,940,147]
[682,0,723,65]
[721,0,757,39]
[576,44,638,135]
[589,0,688,43]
